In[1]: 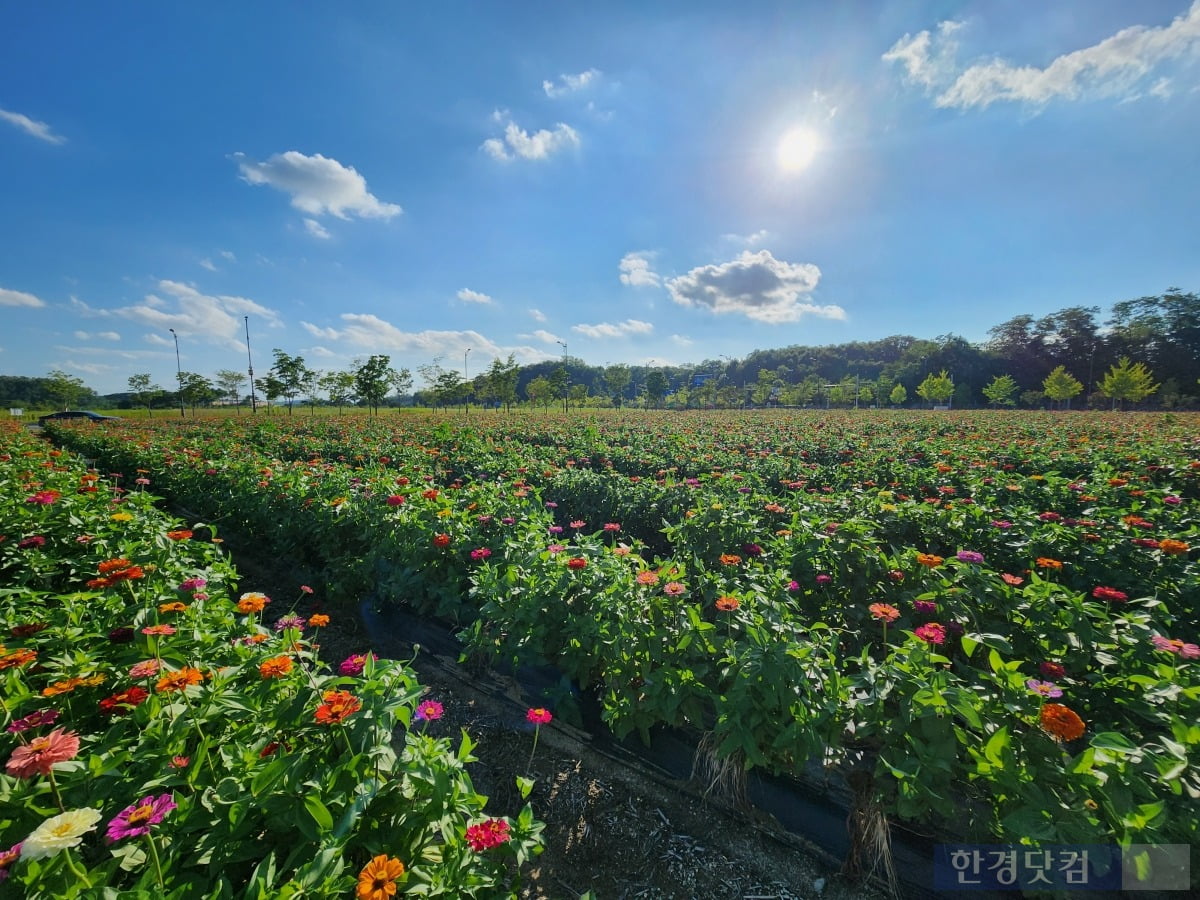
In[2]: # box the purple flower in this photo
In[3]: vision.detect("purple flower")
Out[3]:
[787,580,800,592]
[547,526,563,535]
[17,536,46,549]
[501,517,515,525]
[545,502,558,509]
[106,794,176,842]
[339,653,370,676]
[1026,679,1063,698]
[990,520,1013,529]
[913,600,937,613]
[956,550,985,564]
[742,543,763,557]
[6,709,60,734]
[178,578,207,593]
[273,615,306,632]
[815,574,832,585]
[1162,495,1181,505]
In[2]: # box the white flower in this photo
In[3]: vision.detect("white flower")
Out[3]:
[20,808,102,860]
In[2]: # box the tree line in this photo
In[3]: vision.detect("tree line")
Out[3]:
[6,288,1197,412]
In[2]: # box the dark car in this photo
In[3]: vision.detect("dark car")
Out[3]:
[37,410,121,425]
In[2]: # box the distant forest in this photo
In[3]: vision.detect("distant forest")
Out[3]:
[4,288,1198,411]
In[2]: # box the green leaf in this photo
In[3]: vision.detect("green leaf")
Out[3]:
[304,795,334,832]
[1091,732,1138,753]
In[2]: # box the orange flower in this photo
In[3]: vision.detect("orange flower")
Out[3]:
[0,648,36,670]
[259,656,293,679]
[715,596,740,612]
[98,558,133,574]
[237,592,270,613]
[1159,539,1190,556]
[1035,557,1063,570]
[718,553,742,566]
[308,614,330,627]
[868,602,900,622]
[356,854,406,900]
[42,677,84,697]
[155,667,204,693]
[1039,703,1085,742]
[166,530,193,541]
[315,689,362,725]
[159,602,188,613]
[916,553,944,568]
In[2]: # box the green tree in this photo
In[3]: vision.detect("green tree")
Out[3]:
[354,355,395,415]
[127,373,161,417]
[270,350,312,415]
[982,374,1018,408]
[916,370,953,407]
[178,372,217,416]
[255,374,286,414]
[1042,365,1083,409]
[319,370,356,414]
[45,369,88,411]
[485,355,520,411]
[525,375,553,408]
[548,366,569,412]
[645,369,669,408]
[214,369,247,414]
[603,364,632,407]
[1097,357,1159,410]
[390,368,413,408]
[889,383,907,407]
[751,369,781,406]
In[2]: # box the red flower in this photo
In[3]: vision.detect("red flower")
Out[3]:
[315,690,362,724]
[914,623,946,645]
[1039,661,1066,679]
[567,557,587,570]
[526,707,553,725]
[99,686,150,716]
[1092,586,1128,602]
[465,818,511,852]
[433,533,451,547]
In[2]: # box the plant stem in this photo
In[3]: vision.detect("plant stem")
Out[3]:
[62,847,93,888]
[145,832,165,889]
[46,769,66,813]
[526,725,541,775]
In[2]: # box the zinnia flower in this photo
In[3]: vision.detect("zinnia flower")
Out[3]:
[17,536,46,549]
[385,494,406,506]
[718,553,742,566]
[1151,635,1200,659]
[155,667,204,693]
[1039,661,1066,679]
[6,729,81,778]
[356,854,406,900]
[99,686,150,716]
[415,700,444,721]
[6,709,59,734]
[603,523,621,532]
[339,653,372,676]
[0,648,36,670]
[1092,586,1128,602]
[636,571,659,586]
[105,794,176,842]
[469,548,491,561]
[1039,703,1085,741]
[178,578,207,592]
[141,624,176,636]
[956,550,985,564]
[273,615,306,632]
[567,557,587,570]
[259,656,294,678]
[1001,573,1025,586]
[237,592,270,613]
[19,808,102,860]
[1159,539,1190,555]
[308,614,330,627]
[916,553,943,568]
[129,659,161,679]
[1025,679,1063,698]
[158,602,187,613]
[715,596,740,612]
[914,623,946,645]
[1036,557,1063,570]
[315,690,362,724]
[465,818,511,852]
[526,707,553,725]
[166,530,193,541]
[663,582,686,596]
[868,603,899,622]
[432,533,451,547]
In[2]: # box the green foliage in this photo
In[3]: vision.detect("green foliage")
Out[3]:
[982,374,1018,407]
[1098,357,1159,410]
[916,370,953,406]
[1042,366,1083,408]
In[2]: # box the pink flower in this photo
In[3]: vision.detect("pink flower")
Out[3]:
[956,550,984,564]
[913,600,937,613]
[17,536,46,549]
[385,494,406,506]
[603,523,621,532]
[663,582,686,596]
[6,728,80,778]
[914,623,946,645]
[469,548,491,561]
[339,653,373,676]
[526,707,553,725]
[106,794,176,842]
[465,818,511,852]
[129,659,161,679]
[570,520,586,529]
[415,699,444,722]
[815,574,832,585]
[1092,586,1128,602]
[1026,679,1063,698]
[1151,635,1200,659]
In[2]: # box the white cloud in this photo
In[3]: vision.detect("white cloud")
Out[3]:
[220,250,237,262]
[670,334,694,347]
[886,4,1200,109]
[571,319,654,339]
[73,330,121,341]
[0,107,66,144]
[199,258,217,271]
[305,345,337,358]
[720,230,770,248]
[882,20,963,89]
[91,280,282,350]
[527,329,562,344]
[1149,76,1174,98]
[618,251,660,287]
[482,120,580,162]
[304,218,331,239]
[528,308,547,322]
[0,286,46,308]
[300,313,552,365]
[234,150,402,219]
[543,68,601,98]
[457,288,494,305]
[665,250,842,324]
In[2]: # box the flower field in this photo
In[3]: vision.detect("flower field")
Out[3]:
[24,409,1200,888]
[0,420,542,897]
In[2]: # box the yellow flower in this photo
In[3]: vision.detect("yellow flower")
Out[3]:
[437,508,452,518]
[880,503,897,513]
[110,512,133,522]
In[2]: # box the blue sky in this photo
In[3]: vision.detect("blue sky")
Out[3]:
[2,1,1198,394]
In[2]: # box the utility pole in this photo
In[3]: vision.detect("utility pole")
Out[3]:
[556,340,568,413]
[168,328,184,418]
[464,347,471,414]
[245,316,257,414]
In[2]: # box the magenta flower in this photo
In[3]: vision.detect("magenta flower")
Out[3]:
[815,574,832,585]
[787,580,800,592]
[17,536,46,549]
[6,710,60,734]
[273,614,306,632]
[469,548,492,561]
[1026,679,1063,698]
[26,491,59,505]
[956,550,985,564]
[178,578,207,593]
[415,700,444,722]
[339,653,372,676]
[526,707,553,725]
[990,520,1013,529]
[914,623,946,645]
[913,600,937,613]
[106,794,176,842]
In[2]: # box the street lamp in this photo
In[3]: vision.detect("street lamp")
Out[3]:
[555,340,568,413]
[245,315,257,414]
[168,328,184,418]
[464,347,471,413]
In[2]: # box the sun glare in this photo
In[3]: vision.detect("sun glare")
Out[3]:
[777,127,822,172]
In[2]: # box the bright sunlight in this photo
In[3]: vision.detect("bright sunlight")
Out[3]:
[776,126,822,172]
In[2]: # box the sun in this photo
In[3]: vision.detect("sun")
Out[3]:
[777,127,822,172]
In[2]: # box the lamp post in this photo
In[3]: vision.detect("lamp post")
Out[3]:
[245,316,257,414]
[168,328,184,418]
[463,347,471,413]
[556,340,568,413]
